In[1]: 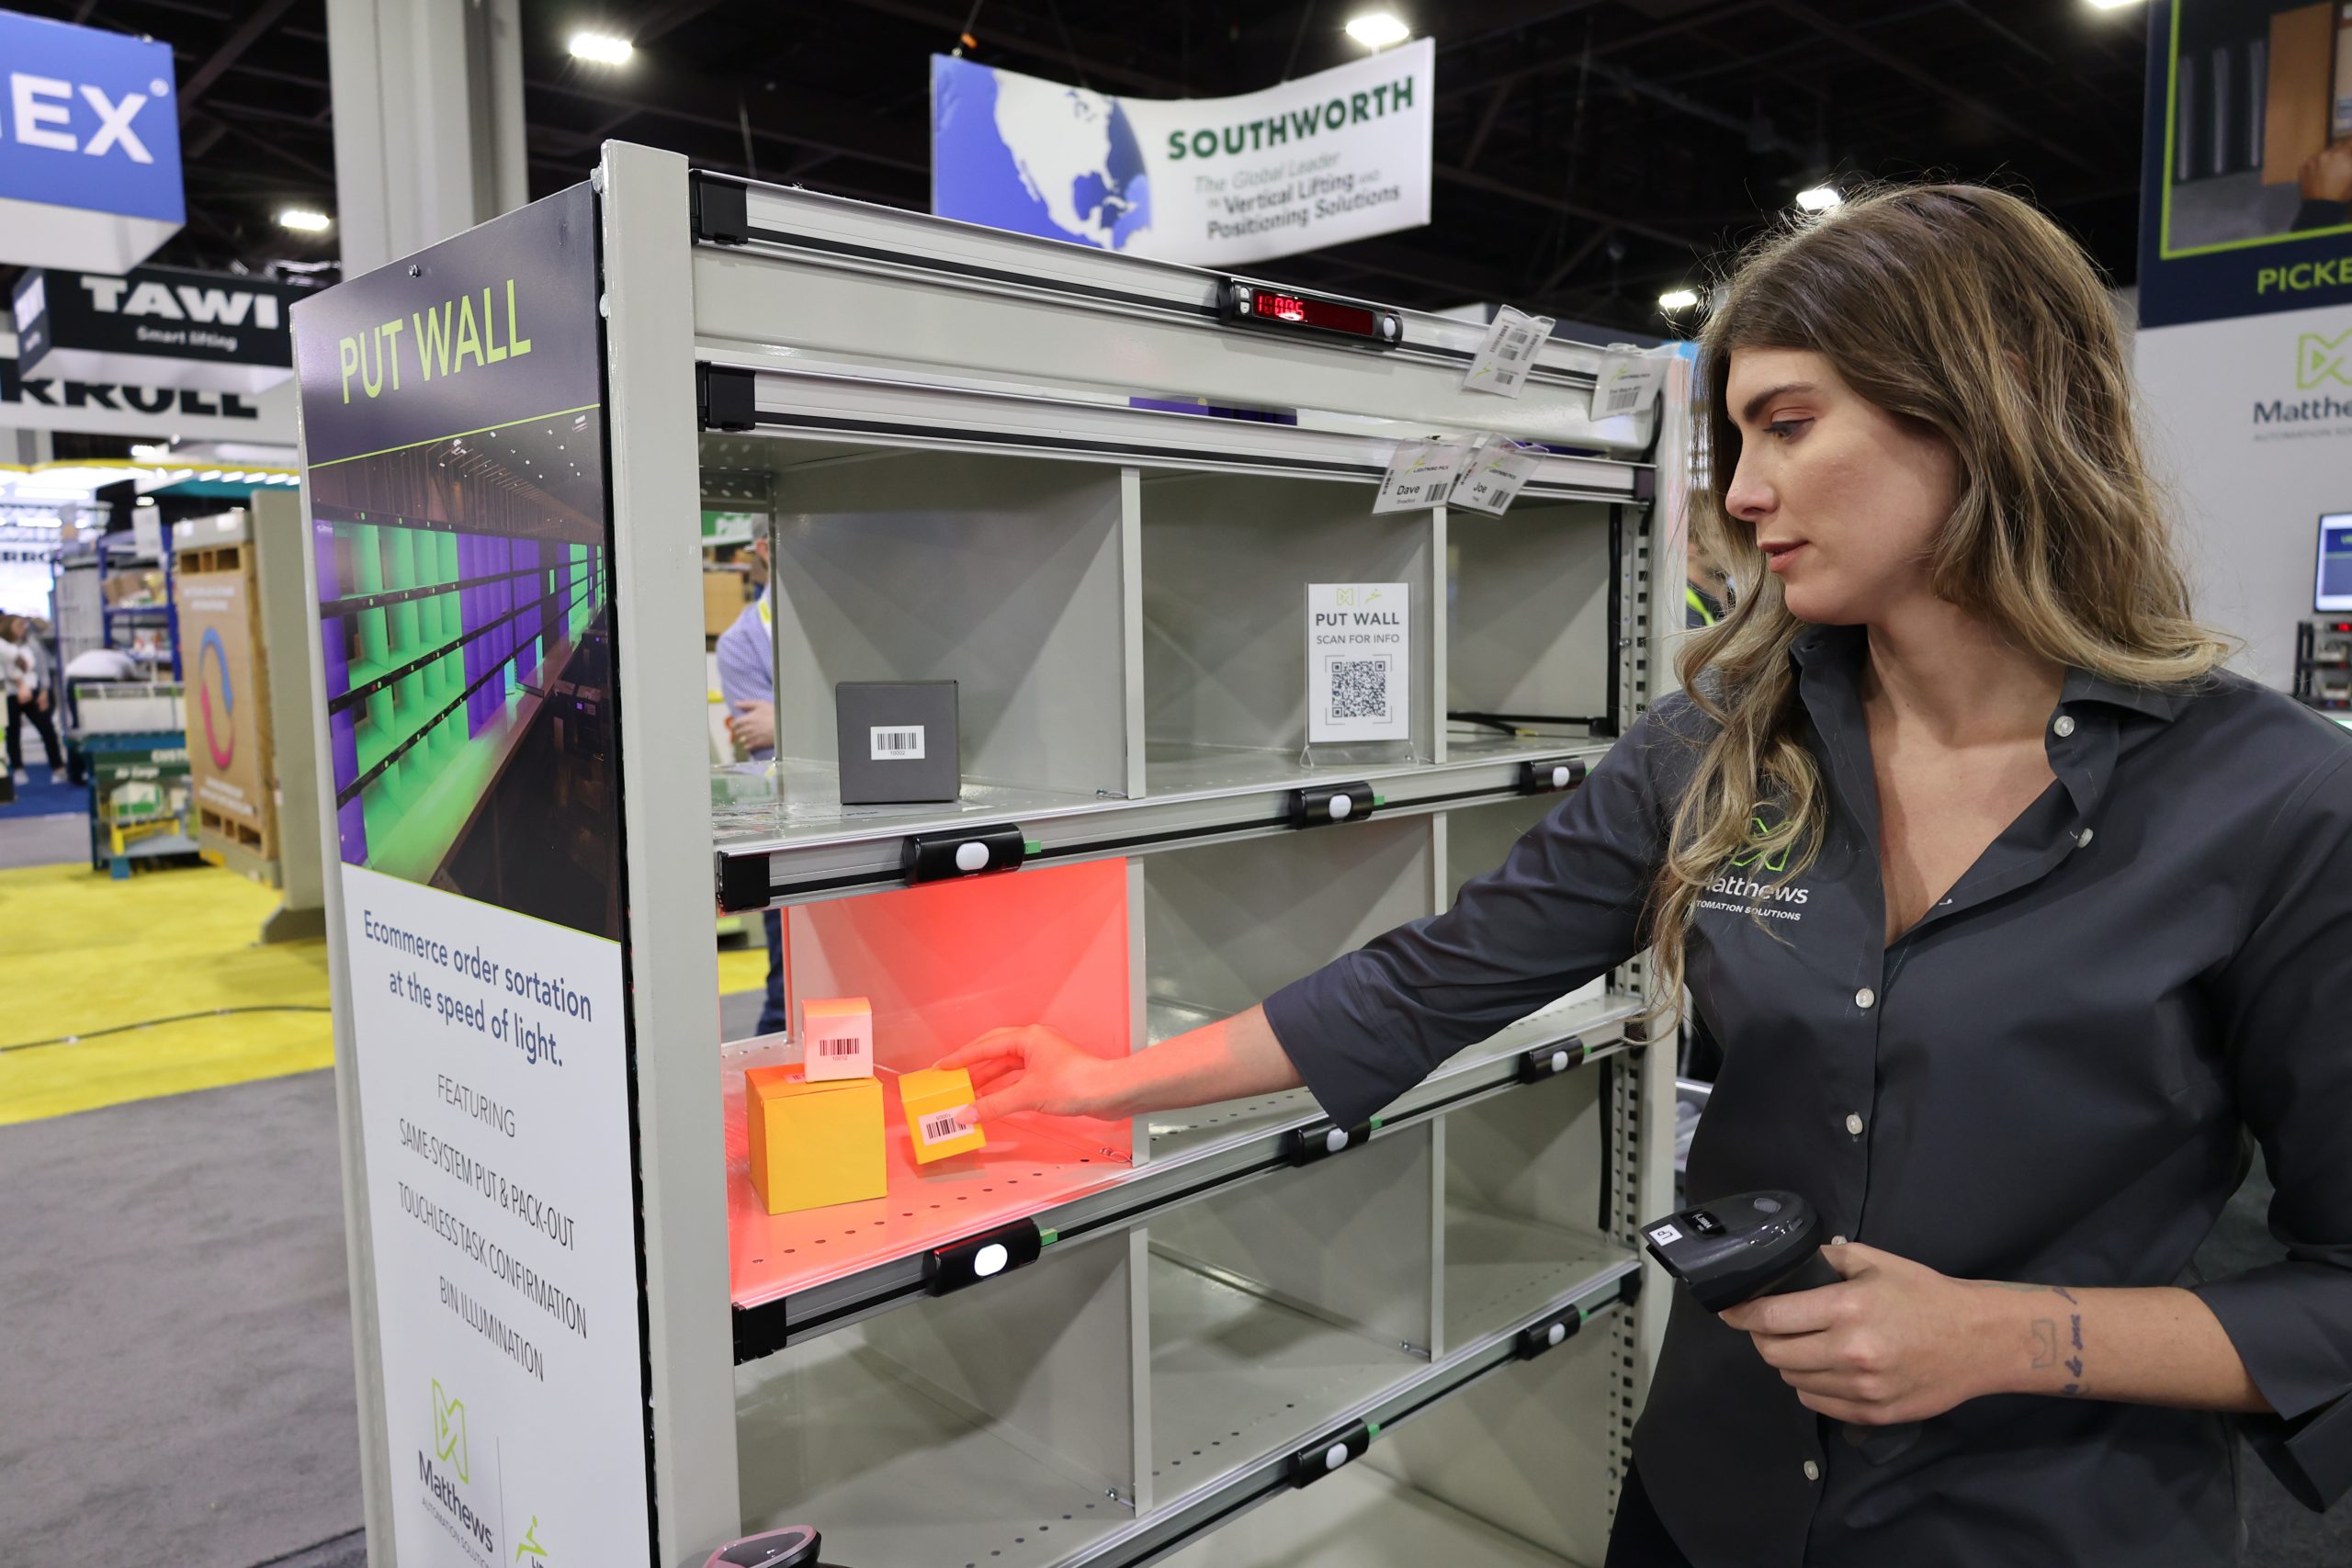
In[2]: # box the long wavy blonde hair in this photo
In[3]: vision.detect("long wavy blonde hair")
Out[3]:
[1649,184,2228,1014]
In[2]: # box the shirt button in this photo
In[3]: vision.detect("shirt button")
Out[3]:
[1804,1460,1822,1482]
[1830,1235,1849,1247]
[2076,828,2095,848]
[2052,714,2077,738]
[1845,1112,1864,1135]
[1855,987,1876,1010]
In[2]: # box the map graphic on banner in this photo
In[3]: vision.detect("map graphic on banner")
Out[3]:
[933,39,1433,265]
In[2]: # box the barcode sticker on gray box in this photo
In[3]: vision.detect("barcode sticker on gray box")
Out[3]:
[918,1108,971,1145]
[1464,305,1555,399]
[870,725,926,761]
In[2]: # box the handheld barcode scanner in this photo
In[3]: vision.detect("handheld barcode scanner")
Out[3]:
[1640,1190,1845,1312]
[705,1526,845,1568]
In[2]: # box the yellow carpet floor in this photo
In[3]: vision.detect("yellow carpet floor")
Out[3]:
[0,863,334,1125]
[0,864,775,1126]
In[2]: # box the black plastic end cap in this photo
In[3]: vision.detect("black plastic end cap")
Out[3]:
[716,851,771,914]
[699,363,758,432]
[1619,1269,1645,1307]
[731,1301,791,1365]
[1634,467,1658,502]
[692,173,752,244]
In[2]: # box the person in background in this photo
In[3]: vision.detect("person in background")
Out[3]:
[714,536,786,1037]
[2293,141,2352,233]
[2,615,63,788]
[1686,532,1732,629]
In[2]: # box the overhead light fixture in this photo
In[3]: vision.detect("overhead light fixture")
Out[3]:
[2086,0,2143,8]
[1345,12,1410,49]
[1658,288,1701,311]
[1795,186,1841,212]
[569,30,634,64]
[278,208,333,233]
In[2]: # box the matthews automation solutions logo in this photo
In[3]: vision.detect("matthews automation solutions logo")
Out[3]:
[2259,330,2352,426]
[420,1378,497,1558]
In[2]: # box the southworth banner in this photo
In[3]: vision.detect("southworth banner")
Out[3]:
[932,39,1433,266]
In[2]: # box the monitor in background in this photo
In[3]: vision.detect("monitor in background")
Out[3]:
[2318,513,2352,615]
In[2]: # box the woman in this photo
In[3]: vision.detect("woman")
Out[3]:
[943,186,2352,1565]
[3,615,64,787]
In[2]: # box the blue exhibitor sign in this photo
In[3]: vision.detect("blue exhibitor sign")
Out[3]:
[0,9,185,273]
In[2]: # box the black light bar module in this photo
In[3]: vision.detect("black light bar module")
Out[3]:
[1219,279,1402,347]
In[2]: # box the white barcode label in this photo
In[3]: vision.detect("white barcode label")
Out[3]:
[1373,436,1476,513]
[1593,347,1671,420]
[1648,1224,1683,1247]
[1464,305,1554,400]
[1448,435,1544,516]
[870,725,925,761]
[918,1107,971,1145]
[815,1035,860,1057]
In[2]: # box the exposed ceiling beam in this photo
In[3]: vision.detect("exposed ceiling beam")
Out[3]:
[1460,79,1512,173]
[1769,0,2101,178]
[179,0,304,118]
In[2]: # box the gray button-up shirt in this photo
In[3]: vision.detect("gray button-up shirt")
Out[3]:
[1263,624,2352,1566]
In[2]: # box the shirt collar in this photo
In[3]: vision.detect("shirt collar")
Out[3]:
[1787,624,2188,725]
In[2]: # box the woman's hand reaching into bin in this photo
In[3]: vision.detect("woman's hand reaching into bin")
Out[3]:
[935,1005,1308,1128]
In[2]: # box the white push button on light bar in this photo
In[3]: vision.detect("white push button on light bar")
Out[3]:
[1324,1442,1352,1472]
[1328,794,1352,819]
[1551,764,1571,788]
[973,1242,1011,1278]
[1546,1321,1568,1348]
[1324,1127,1351,1155]
[954,841,989,873]
[1550,1049,1570,1074]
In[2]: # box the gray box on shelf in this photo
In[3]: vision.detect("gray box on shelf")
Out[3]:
[835,680,961,804]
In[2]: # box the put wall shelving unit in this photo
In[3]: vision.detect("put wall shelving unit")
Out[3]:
[328,143,1690,1568]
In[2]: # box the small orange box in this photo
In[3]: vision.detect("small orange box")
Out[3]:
[899,1066,987,1164]
[745,1066,886,1214]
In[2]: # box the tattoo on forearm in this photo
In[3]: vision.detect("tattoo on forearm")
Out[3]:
[2063,1314,2086,1396]
[2031,1319,2057,1370]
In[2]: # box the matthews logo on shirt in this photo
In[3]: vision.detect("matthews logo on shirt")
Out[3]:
[1701,813,1810,919]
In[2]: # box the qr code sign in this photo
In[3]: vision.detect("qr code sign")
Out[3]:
[1329,657,1392,721]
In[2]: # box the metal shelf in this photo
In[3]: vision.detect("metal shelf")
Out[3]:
[1068,1266,1635,1568]
[714,736,1610,909]
[1151,1460,1571,1568]
[698,362,1652,501]
[689,172,1657,457]
[730,991,1642,1357]
[733,1248,1634,1568]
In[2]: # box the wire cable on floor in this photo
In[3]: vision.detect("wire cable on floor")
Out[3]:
[0,1005,334,1055]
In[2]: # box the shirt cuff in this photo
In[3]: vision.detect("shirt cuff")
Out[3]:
[1261,956,1425,1129]
[2193,1269,2352,1509]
